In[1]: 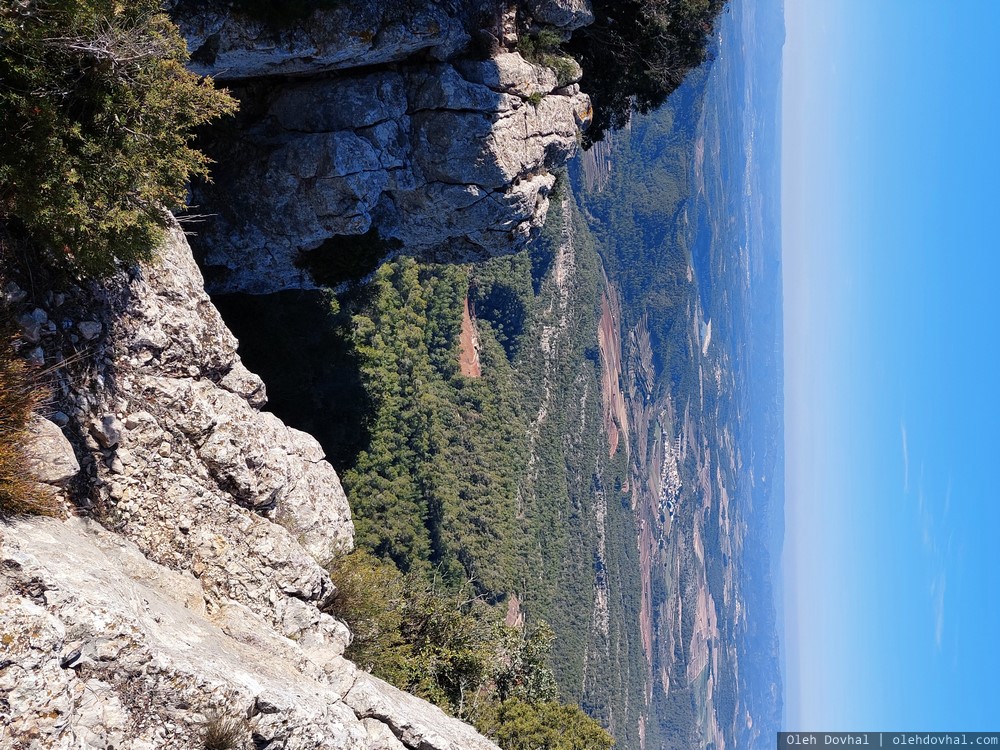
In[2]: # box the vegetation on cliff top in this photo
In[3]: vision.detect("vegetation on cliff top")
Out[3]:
[0,0,235,277]
[567,0,726,145]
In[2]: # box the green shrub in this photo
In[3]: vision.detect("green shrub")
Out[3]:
[0,0,236,277]
[492,622,558,704]
[475,699,615,750]
[326,549,407,669]
[517,28,563,60]
[327,549,496,714]
[516,30,579,90]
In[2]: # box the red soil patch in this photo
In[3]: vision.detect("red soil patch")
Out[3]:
[505,594,524,629]
[638,517,654,668]
[597,290,629,457]
[458,296,481,378]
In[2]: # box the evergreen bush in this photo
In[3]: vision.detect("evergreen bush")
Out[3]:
[0,0,235,277]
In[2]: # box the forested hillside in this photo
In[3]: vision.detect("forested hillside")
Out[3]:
[214,187,648,750]
[211,66,778,749]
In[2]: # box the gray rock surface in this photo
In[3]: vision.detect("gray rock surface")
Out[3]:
[0,516,499,750]
[172,0,594,83]
[85,225,353,619]
[194,53,590,293]
[90,414,122,449]
[526,0,594,30]
[24,416,80,486]
[17,308,47,344]
[77,320,103,341]
[174,0,471,81]
[345,674,500,750]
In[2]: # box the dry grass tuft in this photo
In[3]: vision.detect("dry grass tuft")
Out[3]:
[0,308,59,517]
[202,713,249,750]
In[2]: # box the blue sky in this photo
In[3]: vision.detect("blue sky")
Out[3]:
[782,0,1000,730]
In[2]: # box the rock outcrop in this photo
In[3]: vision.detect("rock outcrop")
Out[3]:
[1,226,499,750]
[174,0,592,294]
[172,0,592,81]
[0,516,497,750]
[194,55,589,293]
[174,1,472,81]
[78,225,353,616]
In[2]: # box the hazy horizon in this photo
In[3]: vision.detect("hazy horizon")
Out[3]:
[782,0,1000,730]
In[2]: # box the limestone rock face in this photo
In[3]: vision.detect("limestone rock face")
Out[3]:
[172,0,594,83]
[83,226,353,622]
[173,1,471,81]
[0,517,500,750]
[5,224,353,669]
[194,53,590,294]
[171,0,591,294]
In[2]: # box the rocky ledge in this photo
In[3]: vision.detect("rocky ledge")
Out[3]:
[1,516,496,750]
[176,0,592,294]
[0,226,498,750]
[173,0,592,82]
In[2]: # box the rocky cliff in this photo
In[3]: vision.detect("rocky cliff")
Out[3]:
[1,226,498,750]
[1,1,596,746]
[174,0,592,293]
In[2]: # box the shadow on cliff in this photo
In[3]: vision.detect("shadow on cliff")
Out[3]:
[211,288,371,473]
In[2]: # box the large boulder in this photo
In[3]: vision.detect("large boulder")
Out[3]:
[24,416,80,486]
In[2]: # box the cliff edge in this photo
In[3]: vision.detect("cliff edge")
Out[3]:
[175,0,592,293]
[1,226,500,750]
